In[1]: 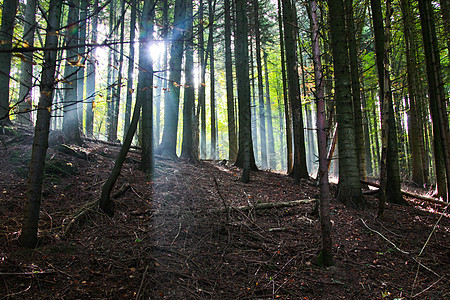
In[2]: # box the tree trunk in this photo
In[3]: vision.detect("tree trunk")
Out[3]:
[156,0,186,158]
[17,0,36,126]
[77,0,88,132]
[309,0,333,266]
[19,0,63,248]
[62,0,82,146]
[85,0,98,138]
[419,0,450,201]
[181,0,196,162]
[281,0,309,181]
[235,0,252,182]
[224,0,237,163]
[124,0,137,136]
[0,0,18,126]
[208,0,217,160]
[264,50,276,170]
[328,0,365,209]
[254,0,267,169]
[198,0,207,159]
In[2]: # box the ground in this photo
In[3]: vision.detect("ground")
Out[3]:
[0,129,449,299]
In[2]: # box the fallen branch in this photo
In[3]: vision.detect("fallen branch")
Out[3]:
[0,269,56,276]
[83,137,141,151]
[360,180,447,205]
[208,199,316,213]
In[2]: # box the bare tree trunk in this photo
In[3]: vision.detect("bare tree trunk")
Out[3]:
[19,0,63,248]
[85,0,98,138]
[124,0,137,136]
[264,50,276,170]
[208,0,217,160]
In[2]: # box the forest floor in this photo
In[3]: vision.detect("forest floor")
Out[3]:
[0,128,449,299]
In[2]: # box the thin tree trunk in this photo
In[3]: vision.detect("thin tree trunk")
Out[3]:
[19,0,63,248]
[77,0,88,132]
[17,0,36,126]
[224,0,237,162]
[208,0,217,160]
[124,0,137,136]
[0,0,18,126]
[264,50,276,170]
[309,0,333,266]
[250,36,258,163]
[199,0,207,159]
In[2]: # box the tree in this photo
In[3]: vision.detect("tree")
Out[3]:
[124,0,137,135]
[100,0,155,214]
[85,0,99,138]
[77,0,89,131]
[19,0,63,248]
[281,0,309,181]
[235,0,253,182]
[264,50,276,169]
[62,0,83,146]
[198,0,207,158]
[181,0,196,161]
[328,0,365,209]
[17,0,36,126]
[208,0,217,160]
[309,0,333,266]
[0,0,18,126]
[156,0,186,158]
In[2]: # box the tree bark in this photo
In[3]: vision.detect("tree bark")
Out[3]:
[208,0,217,160]
[264,50,276,170]
[124,0,137,136]
[85,0,98,138]
[19,0,63,248]
[328,0,365,209]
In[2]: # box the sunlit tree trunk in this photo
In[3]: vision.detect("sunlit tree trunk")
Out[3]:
[224,0,237,162]
[17,0,36,126]
[249,36,259,164]
[282,0,309,181]
[198,0,207,159]
[124,0,137,136]
[264,50,276,170]
[254,0,267,169]
[0,0,18,126]
[309,0,333,266]
[85,0,98,138]
[77,0,88,132]
[328,0,365,209]
[208,0,217,160]
[19,0,62,248]
[62,0,82,146]
[156,0,186,157]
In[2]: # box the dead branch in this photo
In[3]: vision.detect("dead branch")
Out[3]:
[208,199,316,213]
[360,180,447,205]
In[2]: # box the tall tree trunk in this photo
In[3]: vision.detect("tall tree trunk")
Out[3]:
[124,0,137,136]
[235,0,252,182]
[277,0,292,173]
[400,0,425,187]
[208,0,217,160]
[281,0,309,181]
[419,0,450,201]
[224,0,237,162]
[106,0,115,141]
[264,50,276,170]
[17,0,36,126]
[85,0,98,138]
[309,0,333,266]
[19,0,62,248]
[344,0,366,180]
[77,0,88,132]
[62,0,82,146]
[440,0,450,56]
[181,0,196,161]
[328,0,365,209]
[250,36,259,164]
[254,0,267,169]
[199,0,207,159]
[156,0,186,157]
[0,0,18,126]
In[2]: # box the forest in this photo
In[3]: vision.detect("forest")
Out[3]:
[0,0,449,298]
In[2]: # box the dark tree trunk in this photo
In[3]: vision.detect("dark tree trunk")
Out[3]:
[19,0,62,248]
[198,0,207,159]
[0,0,18,126]
[181,0,196,162]
[224,0,237,162]
[156,0,186,158]
[208,0,217,160]
[77,0,88,132]
[328,0,365,209]
[277,0,292,173]
[281,0,309,181]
